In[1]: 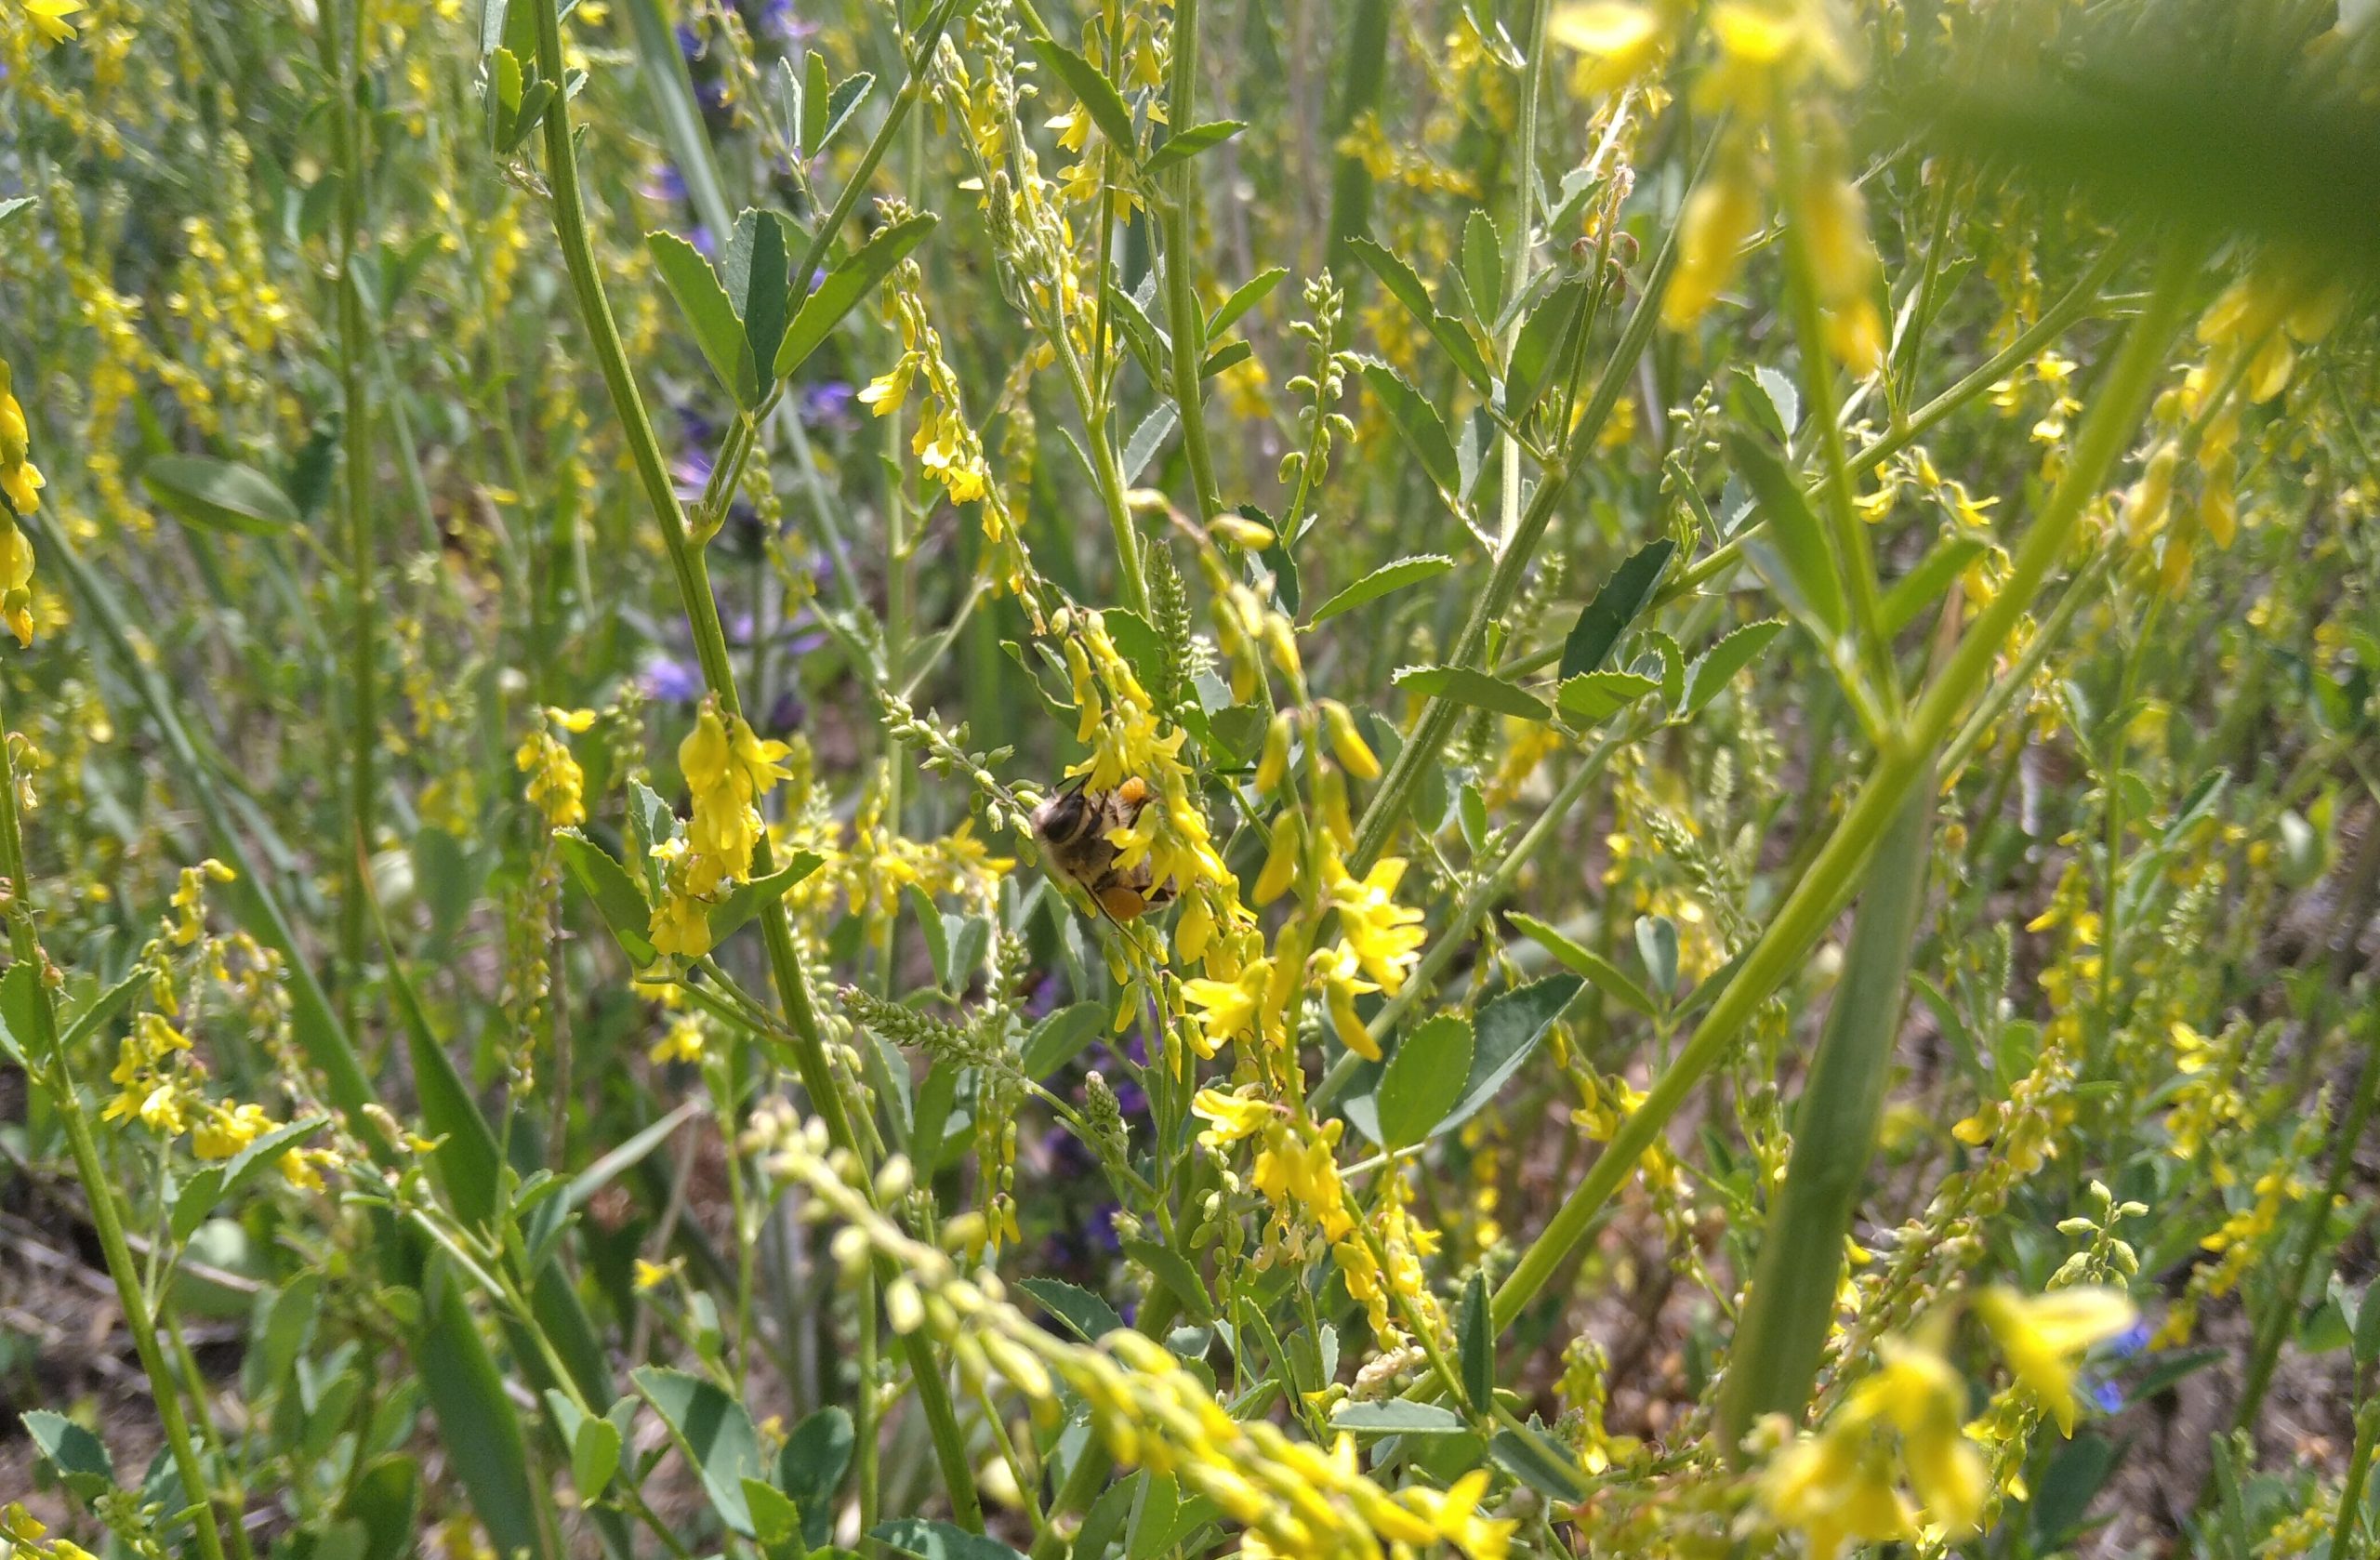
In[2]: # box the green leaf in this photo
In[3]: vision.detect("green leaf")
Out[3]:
[2356,1277,2380,1368]
[1489,1423,1590,1501]
[1440,975,1582,1133]
[1020,1000,1107,1079]
[1460,1270,1493,1413]
[341,1454,422,1560]
[141,456,301,535]
[1682,618,1787,715]
[1209,265,1288,337]
[745,1479,803,1553]
[171,1115,332,1240]
[1749,364,1801,440]
[1506,913,1657,1016]
[571,1411,622,1500]
[1556,670,1659,724]
[1308,553,1454,625]
[1329,1400,1466,1435]
[0,196,35,228]
[707,850,825,946]
[1392,664,1550,722]
[554,829,655,964]
[872,1519,1029,1560]
[633,1365,764,1537]
[1347,237,1495,391]
[1727,429,1844,637]
[1375,1014,1474,1148]
[0,959,36,1068]
[1018,1276,1126,1343]
[1504,275,1588,418]
[813,70,875,154]
[778,1407,854,1550]
[1121,1237,1213,1323]
[904,883,953,985]
[1879,534,1987,635]
[1028,36,1136,152]
[1461,208,1503,322]
[1560,537,1675,679]
[1144,119,1245,174]
[774,212,940,380]
[647,231,758,405]
[726,209,794,396]
[22,1410,115,1498]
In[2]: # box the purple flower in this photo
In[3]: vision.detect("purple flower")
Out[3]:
[2089,1376,2125,1414]
[800,379,858,432]
[674,21,703,59]
[757,0,816,45]
[642,654,704,705]
[2108,1321,2152,1358]
[641,163,691,206]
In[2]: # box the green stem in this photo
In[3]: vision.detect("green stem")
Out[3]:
[526,0,982,1527]
[1491,238,2198,1336]
[1,721,234,1560]
[1348,162,1691,875]
[1716,766,1934,1451]
[1158,0,1223,523]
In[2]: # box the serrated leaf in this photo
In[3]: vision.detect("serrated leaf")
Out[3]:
[1123,403,1178,484]
[1750,364,1801,440]
[0,960,34,1068]
[1556,670,1659,723]
[1461,208,1503,323]
[726,209,793,396]
[1209,266,1288,337]
[1393,664,1550,722]
[1727,429,1844,637]
[1028,36,1135,152]
[1505,274,1588,417]
[1506,913,1658,1016]
[571,1412,622,1500]
[1359,361,1462,496]
[141,456,300,535]
[1560,537,1674,679]
[1461,1270,1492,1412]
[1020,1001,1106,1079]
[1348,238,1493,390]
[171,1114,331,1240]
[1683,618,1787,714]
[1490,1423,1590,1501]
[633,1366,763,1537]
[872,1519,1029,1560]
[554,829,654,964]
[1019,1276,1126,1343]
[1440,975,1582,1133]
[1308,554,1454,625]
[779,1407,854,1550]
[23,1410,115,1498]
[1375,1014,1474,1148]
[707,850,825,946]
[1122,1237,1212,1323]
[648,231,758,404]
[1144,119,1244,175]
[815,70,875,153]
[1329,1400,1467,1435]
[774,212,940,379]
[0,196,34,228]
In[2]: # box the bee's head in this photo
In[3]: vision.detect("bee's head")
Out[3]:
[1029,783,1099,848]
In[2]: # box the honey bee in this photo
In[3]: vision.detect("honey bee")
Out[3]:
[1030,775,1179,921]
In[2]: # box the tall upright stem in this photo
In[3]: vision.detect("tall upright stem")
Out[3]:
[1159,0,1223,522]
[525,0,982,1526]
[0,718,234,1560]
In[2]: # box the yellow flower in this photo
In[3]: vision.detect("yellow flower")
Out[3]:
[514,708,590,828]
[1664,161,1761,329]
[1549,2,1667,91]
[648,1014,705,1064]
[1250,1119,1353,1242]
[1975,1286,2135,1434]
[192,1101,277,1160]
[21,0,83,45]
[650,890,714,959]
[1323,852,1426,994]
[632,1256,682,1292]
[1181,959,1272,1055]
[1190,1087,1274,1149]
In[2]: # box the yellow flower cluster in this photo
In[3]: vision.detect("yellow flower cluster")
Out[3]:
[102,1012,194,1136]
[513,706,595,828]
[2,1500,95,1560]
[760,1113,1515,1560]
[1759,1288,2132,1559]
[649,697,794,958]
[860,254,991,507]
[0,360,45,647]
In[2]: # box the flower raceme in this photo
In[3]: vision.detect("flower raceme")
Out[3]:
[0,359,43,646]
